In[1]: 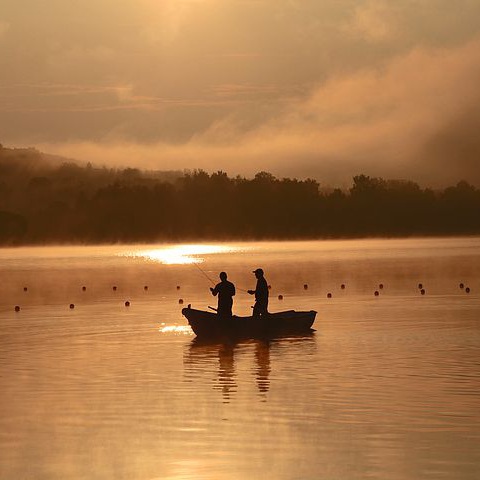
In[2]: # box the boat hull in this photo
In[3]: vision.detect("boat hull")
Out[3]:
[182,307,317,338]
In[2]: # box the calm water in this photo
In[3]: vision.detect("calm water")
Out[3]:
[1,238,479,480]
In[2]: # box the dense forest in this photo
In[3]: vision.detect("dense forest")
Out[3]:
[1,145,479,244]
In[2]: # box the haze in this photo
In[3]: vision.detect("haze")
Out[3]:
[1,0,480,186]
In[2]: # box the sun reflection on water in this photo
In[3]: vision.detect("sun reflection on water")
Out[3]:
[125,244,243,265]
[159,325,192,335]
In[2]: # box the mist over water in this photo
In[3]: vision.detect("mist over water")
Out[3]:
[1,238,479,479]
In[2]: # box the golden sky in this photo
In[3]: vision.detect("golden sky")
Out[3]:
[1,0,480,185]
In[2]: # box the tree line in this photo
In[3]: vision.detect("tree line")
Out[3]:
[1,145,479,244]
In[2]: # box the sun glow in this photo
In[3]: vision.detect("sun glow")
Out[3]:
[128,244,242,265]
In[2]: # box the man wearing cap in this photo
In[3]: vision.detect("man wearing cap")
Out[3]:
[248,268,269,318]
[210,271,236,319]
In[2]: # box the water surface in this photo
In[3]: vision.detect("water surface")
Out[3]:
[1,238,479,479]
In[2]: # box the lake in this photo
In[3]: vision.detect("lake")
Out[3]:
[1,238,479,480]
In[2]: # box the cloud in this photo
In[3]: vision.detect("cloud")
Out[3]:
[0,83,168,113]
[45,45,116,78]
[38,35,480,186]
[0,21,10,38]
[346,1,399,42]
[141,0,213,45]
[2,1,479,186]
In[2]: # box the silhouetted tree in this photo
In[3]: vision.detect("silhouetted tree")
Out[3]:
[0,210,27,243]
[1,145,479,244]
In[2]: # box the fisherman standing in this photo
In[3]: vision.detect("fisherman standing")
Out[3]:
[210,271,236,319]
[248,268,269,318]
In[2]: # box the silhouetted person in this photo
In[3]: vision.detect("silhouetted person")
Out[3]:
[248,268,269,318]
[210,271,235,319]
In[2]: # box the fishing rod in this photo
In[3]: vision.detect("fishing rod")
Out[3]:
[192,262,216,285]
[192,261,250,293]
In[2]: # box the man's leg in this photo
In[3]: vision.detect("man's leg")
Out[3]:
[218,301,233,319]
[253,301,268,319]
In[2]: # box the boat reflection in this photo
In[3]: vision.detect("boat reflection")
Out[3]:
[183,339,239,403]
[184,333,315,403]
[217,342,236,402]
[254,339,271,400]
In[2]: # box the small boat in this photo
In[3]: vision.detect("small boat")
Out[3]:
[182,306,317,338]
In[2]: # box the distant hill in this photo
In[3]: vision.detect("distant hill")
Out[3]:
[0,144,66,172]
[0,144,182,182]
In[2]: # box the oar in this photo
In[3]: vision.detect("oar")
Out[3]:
[208,306,218,312]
